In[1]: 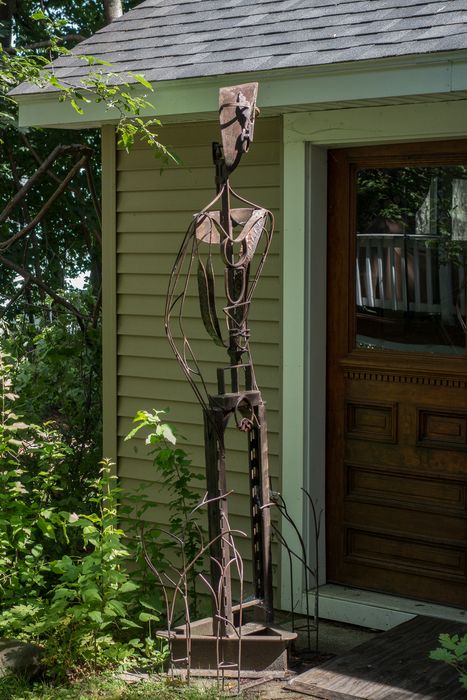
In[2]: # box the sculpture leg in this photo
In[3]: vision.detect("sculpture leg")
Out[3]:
[248,402,274,623]
[203,409,233,636]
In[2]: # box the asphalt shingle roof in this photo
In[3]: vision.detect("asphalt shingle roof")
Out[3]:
[12,0,467,95]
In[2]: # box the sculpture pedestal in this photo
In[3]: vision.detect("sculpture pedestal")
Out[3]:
[157,602,297,675]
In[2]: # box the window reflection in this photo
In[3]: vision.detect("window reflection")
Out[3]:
[356,167,467,355]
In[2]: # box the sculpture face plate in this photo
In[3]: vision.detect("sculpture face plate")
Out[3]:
[219,83,258,172]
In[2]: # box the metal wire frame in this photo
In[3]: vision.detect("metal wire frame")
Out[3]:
[263,489,323,653]
[164,182,274,429]
[141,492,247,695]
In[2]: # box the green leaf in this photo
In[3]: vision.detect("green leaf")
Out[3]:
[124,423,145,441]
[430,649,455,662]
[105,600,126,617]
[88,610,103,624]
[439,634,460,651]
[31,10,47,20]
[139,611,159,623]
[70,99,84,116]
[157,423,176,444]
[94,58,112,67]
[120,618,141,629]
[37,518,55,539]
[81,586,102,604]
[120,580,139,593]
[130,73,154,91]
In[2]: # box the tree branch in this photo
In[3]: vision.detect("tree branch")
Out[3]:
[84,161,102,233]
[4,34,86,53]
[0,154,90,252]
[91,285,102,329]
[18,132,63,186]
[0,144,92,226]
[0,255,88,327]
[18,133,102,244]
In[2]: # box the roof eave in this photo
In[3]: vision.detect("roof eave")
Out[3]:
[13,51,467,129]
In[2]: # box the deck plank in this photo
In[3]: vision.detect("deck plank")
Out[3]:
[288,616,467,700]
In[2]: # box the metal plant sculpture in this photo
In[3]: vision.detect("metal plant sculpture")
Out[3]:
[165,83,275,632]
[268,489,323,654]
[142,493,247,693]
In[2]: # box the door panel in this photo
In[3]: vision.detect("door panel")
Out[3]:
[326,142,467,607]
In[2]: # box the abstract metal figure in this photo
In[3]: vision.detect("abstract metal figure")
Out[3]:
[165,83,275,633]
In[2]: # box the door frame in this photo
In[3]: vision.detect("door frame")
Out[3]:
[280,100,467,623]
[326,140,467,601]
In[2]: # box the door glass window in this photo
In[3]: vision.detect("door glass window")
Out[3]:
[356,166,467,354]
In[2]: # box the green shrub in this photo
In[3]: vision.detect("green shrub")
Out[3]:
[2,310,102,504]
[10,465,163,676]
[0,350,72,611]
[0,463,165,678]
[0,353,165,678]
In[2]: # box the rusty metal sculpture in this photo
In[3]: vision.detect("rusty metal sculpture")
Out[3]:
[165,83,274,625]
[163,84,295,673]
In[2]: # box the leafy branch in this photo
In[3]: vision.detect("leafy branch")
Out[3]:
[0,8,178,161]
[125,410,206,618]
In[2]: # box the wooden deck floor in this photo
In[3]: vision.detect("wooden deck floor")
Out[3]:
[288,616,467,700]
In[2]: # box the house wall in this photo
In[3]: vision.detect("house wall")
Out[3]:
[106,117,283,591]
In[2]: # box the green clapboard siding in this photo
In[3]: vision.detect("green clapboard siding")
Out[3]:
[115,117,282,591]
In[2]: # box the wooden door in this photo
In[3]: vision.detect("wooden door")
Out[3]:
[326,142,467,607]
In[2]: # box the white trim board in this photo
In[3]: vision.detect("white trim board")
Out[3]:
[285,99,467,147]
[309,585,467,631]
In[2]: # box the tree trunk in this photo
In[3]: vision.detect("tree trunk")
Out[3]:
[103,0,123,24]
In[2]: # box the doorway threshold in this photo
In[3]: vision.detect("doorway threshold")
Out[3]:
[308,584,467,631]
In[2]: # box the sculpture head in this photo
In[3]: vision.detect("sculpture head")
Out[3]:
[218,83,259,174]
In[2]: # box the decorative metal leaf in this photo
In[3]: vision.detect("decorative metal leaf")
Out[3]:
[197,259,224,347]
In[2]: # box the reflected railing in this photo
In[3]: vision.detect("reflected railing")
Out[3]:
[356,233,466,353]
[356,233,466,319]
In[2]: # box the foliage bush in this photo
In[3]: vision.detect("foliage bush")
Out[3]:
[0,351,164,678]
[0,351,210,680]
[0,350,71,605]
[1,308,102,506]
